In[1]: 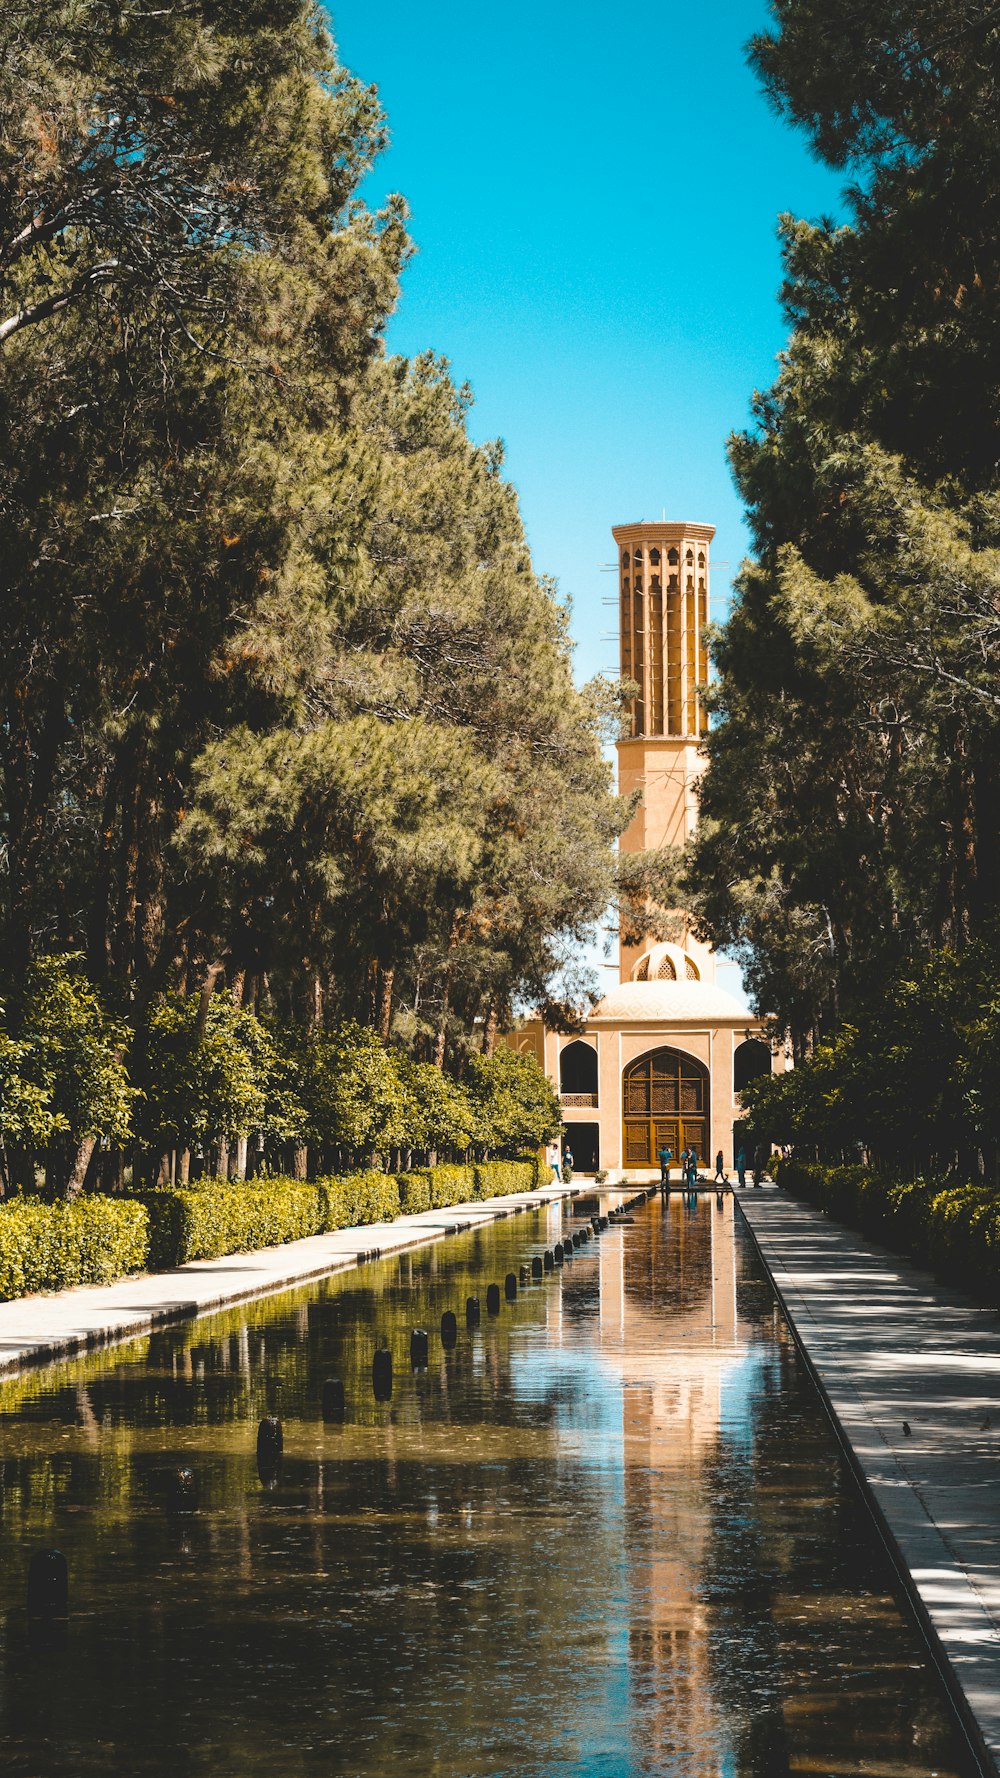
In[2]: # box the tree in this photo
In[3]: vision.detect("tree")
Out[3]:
[136,994,276,1183]
[0,0,405,989]
[9,954,134,1197]
[463,1048,561,1156]
[692,0,1000,1074]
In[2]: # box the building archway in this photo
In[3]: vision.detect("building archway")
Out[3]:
[560,1039,598,1103]
[734,1039,771,1094]
[622,1047,709,1168]
[563,1122,599,1172]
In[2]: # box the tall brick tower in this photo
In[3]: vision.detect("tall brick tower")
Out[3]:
[613,519,716,985]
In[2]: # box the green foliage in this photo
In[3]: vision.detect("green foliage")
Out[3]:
[690,2,1000,1183]
[398,1059,476,1154]
[8,955,134,1150]
[299,1023,408,1157]
[143,1179,325,1268]
[741,941,1000,1173]
[137,995,272,1153]
[316,1171,401,1231]
[0,1152,545,1290]
[396,1172,432,1214]
[0,1030,57,1151]
[0,3,622,1200]
[0,1196,149,1300]
[399,1163,475,1209]
[472,1160,536,1199]
[464,1048,561,1154]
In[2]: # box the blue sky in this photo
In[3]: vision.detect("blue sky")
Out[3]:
[328,0,844,993]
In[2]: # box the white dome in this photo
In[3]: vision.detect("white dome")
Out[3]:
[588,978,749,1023]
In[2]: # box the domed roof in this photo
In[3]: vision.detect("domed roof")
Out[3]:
[588,977,749,1023]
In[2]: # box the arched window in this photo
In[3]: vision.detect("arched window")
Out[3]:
[622,1047,708,1167]
[560,1040,598,1103]
[649,547,661,566]
[685,548,694,565]
[734,1039,771,1094]
[667,547,679,566]
[621,549,630,566]
[698,551,706,568]
[633,548,644,565]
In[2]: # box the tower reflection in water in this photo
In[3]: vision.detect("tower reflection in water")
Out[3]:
[528,1195,965,1778]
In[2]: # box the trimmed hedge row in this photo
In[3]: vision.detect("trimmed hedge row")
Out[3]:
[776,1159,1000,1296]
[0,1157,544,1297]
[0,1197,149,1300]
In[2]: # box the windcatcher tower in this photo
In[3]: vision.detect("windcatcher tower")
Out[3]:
[614,519,716,984]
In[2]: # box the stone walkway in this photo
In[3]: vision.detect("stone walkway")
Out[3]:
[0,1185,581,1378]
[738,1185,1000,1777]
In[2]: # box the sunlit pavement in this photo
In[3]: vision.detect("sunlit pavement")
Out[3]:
[0,1185,583,1379]
[739,1185,1000,1776]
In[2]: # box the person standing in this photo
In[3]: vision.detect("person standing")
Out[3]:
[736,1147,747,1189]
[657,1142,673,1196]
[563,1143,574,1181]
[548,1141,562,1185]
[714,1149,726,1184]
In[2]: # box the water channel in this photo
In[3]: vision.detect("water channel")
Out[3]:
[0,1192,978,1777]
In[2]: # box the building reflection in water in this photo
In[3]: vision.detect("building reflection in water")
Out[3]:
[543,1196,765,1777]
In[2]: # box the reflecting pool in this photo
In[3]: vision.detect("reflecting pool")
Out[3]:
[0,1193,977,1776]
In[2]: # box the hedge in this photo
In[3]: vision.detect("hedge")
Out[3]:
[776,1159,1000,1297]
[397,1160,538,1211]
[0,1154,548,1300]
[142,1179,326,1269]
[473,1159,537,1198]
[317,1171,401,1230]
[0,1196,149,1301]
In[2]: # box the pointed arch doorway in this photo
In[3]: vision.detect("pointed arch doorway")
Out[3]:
[622,1047,709,1167]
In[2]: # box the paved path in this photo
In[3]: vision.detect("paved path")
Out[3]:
[0,1185,582,1378]
[738,1185,1000,1777]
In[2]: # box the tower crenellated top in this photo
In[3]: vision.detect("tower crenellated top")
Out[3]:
[613,519,715,741]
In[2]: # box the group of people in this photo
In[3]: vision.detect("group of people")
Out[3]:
[657,1143,710,1197]
[547,1138,782,1191]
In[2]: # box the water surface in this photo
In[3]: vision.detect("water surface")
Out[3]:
[0,1193,976,1776]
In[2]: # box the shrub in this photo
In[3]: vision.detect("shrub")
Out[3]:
[143,1178,324,1268]
[397,1171,432,1213]
[0,1196,149,1300]
[318,1171,401,1229]
[473,1160,535,1199]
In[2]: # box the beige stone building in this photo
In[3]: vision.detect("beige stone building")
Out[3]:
[510,517,778,1178]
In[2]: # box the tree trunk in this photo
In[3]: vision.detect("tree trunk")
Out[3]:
[232,1136,248,1181]
[178,1148,192,1185]
[483,1003,499,1057]
[196,963,223,1038]
[292,1146,308,1181]
[65,1136,97,1201]
[377,966,395,1043]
